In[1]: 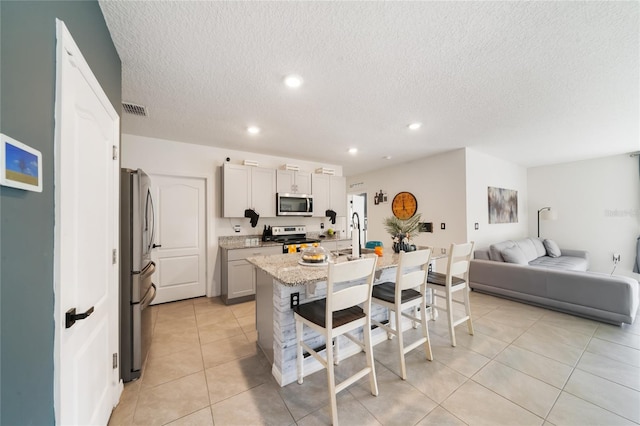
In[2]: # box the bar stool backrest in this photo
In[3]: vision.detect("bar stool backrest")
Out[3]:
[397,249,431,292]
[326,257,378,319]
[446,242,474,283]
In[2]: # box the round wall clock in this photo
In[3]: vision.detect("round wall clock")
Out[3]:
[391,191,418,220]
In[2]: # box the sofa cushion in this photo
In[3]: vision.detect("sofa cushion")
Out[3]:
[502,246,528,264]
[514,238,540,262]
[531,238,547,257]
[529,255,588,271]
[544,239,561,258]
[489,240,515,261]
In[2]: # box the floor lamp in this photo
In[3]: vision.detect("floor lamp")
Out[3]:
[537,207,557,238]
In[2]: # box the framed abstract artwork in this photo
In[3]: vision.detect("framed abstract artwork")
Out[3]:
[0,133,43,192]
[488,186,518,224]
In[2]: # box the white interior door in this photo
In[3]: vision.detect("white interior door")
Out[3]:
[150,174,206,304]
[54,20,121,425]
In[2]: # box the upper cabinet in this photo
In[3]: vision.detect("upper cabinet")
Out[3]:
[223,163,276,218]
[276,170,311,194]
[311,174,347,218]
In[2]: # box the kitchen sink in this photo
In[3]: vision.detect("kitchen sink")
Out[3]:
[332,247,376,257]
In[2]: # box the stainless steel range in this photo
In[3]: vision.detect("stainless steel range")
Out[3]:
[270,225,320,253]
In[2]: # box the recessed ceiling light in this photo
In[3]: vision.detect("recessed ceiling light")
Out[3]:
[284,74,303,88]
[247,126,261,135]
[408,122,422,130]
[348,148,358,155]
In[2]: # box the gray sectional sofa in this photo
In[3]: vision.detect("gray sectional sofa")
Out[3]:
[470,237,639,325]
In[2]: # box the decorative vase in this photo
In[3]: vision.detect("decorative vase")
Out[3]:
[393,242,408,253]
[392,233,416,253]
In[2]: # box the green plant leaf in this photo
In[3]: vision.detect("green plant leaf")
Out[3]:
[383,213,422,239]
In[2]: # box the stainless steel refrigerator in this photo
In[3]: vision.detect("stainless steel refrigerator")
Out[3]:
[120,168,157,382]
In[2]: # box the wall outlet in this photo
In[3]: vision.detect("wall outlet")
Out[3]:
[320,223,325,229]
[290,292,300,309]
[613,253,621,263]
[233,225,241,233]
[440,223,446,230]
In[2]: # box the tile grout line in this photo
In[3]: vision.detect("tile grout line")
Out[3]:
[557,321,640,424]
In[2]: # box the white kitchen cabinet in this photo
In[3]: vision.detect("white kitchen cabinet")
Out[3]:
[221,245,282,304]
[330,175,347,216]
[227,260,255,300]
[276,170,311,194]
[223,163,276,218]
[251,167,277,216]
[312,174,347,218]
[311,173,329,217]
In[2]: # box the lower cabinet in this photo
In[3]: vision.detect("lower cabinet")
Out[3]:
[227,260,256,300]
[221,245,282,304]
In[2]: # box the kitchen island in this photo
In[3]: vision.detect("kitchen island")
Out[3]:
[248,249,446,386]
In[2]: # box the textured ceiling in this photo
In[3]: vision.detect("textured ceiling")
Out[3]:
[99,1,639,176]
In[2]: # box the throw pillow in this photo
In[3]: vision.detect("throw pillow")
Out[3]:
[501,246,528,265]
[544,239,561,258]
[489,240,515,261]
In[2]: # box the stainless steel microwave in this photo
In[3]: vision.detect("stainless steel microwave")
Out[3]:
[276,193,313,216]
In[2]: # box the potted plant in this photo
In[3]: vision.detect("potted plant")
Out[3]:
[383,213,421,253]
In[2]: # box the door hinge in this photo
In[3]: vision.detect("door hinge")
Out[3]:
[113,353,118,369]
[112,249,117,264]
[112,145,118,160]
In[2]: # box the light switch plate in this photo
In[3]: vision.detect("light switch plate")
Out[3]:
[440,223,446,230]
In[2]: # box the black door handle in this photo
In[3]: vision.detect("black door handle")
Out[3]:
[65,306,95,329]
[152,243,162,248]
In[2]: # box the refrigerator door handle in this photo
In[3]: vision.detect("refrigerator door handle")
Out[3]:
[145,189,156,253]
[140,284,157,310]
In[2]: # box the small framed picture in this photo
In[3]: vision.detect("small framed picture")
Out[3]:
[0,133,43,192]
[374,189,388,205]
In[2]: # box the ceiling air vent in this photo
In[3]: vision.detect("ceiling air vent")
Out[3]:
[122,102,148,117]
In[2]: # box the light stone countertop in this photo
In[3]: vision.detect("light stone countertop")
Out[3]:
[218,239,282,250]
[247,248,447,287]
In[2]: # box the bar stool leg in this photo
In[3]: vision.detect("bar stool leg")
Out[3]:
[464,288,474,335]
[446,292,456,347]
[326,339,339,425]
[363,318,379,396]
[395,307,407,380]
[421,301,433,361]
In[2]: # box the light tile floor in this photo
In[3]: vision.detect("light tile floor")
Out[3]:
[108,292,640,425]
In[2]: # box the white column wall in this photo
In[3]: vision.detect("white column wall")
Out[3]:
[465,148,529,249]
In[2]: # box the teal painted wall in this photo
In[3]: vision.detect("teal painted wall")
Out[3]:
[0,1,121,423]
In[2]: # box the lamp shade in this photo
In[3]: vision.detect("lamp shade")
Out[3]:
[539,209,557,221]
